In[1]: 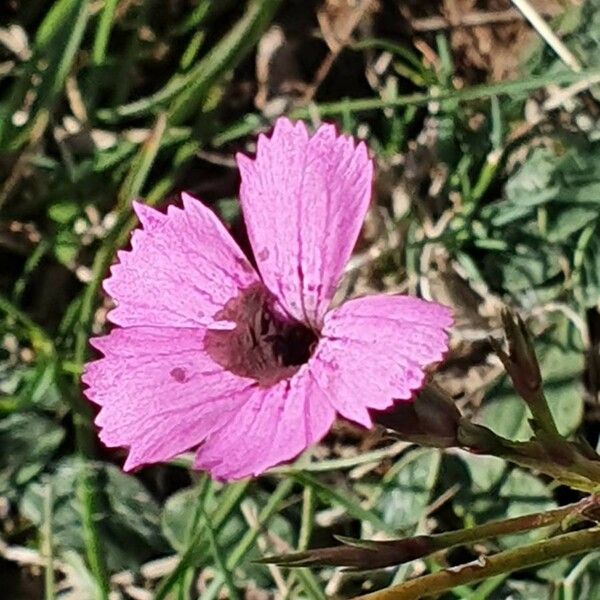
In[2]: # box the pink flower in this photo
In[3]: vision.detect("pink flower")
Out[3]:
[82,117,452,481]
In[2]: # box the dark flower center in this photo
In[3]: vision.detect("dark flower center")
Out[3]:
[204,283,319,387]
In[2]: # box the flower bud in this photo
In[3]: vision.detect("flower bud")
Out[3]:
[374,382,461,447]
[490,309,561,439]
[490,310,542,400]
[259,535,433,570]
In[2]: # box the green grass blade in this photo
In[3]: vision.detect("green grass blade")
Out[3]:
[0,0,89,149]
[295,486,327,600]
[201,502,241,600]
[92,0,118,65]
[154,481,250,600]
[292,472,393,534]
[167,0,282,125]
[277,441,408,474]
[117,112,167,210]
[0,292,55,357]
[174,0,213,35]
[96,0,282,123]
[74,112,167,372]
[212,66,600,146]
[76,460,109,599]
[226,479,294,569]
[42,484,55,600]
[202,480,295,600]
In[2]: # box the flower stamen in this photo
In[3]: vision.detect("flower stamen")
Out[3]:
[204,283,318,387]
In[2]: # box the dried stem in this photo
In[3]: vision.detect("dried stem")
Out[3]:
[410,7,561,32]
[511,0,582,72]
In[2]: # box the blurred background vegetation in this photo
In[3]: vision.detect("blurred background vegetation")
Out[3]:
[1,0,600,598]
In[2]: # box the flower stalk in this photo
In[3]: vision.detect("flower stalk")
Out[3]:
[489,310,560,441]
[457,421,600,493]
[356,527,600,600]
[381,311,600,492]
[262,497,599,570]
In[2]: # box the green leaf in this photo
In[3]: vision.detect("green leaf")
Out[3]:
[492,579,550,599]
[17,360,64,411]
[478,385,530,441]
[21,458,166,571]
[0,413,64,497]
[161,485,245,554]
[498,469,555,549]
[48,201,80,224]
[499,245,563,293]
[161,486,201,552]
[53,229,80,266]
[542,345,585,437]
[458,454,507,493]
[375,448,441,531]
[450,453,509,522]
[504,148,559,207]
[548,207,599,243]
[480,140,600,303]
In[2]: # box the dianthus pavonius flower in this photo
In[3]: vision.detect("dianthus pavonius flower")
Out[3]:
[83,117,452,481]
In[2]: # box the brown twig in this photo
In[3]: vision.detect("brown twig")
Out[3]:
[410,7,561,32]
[303,0,373,103]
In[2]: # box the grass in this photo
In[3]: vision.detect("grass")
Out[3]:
[1,0,600,598]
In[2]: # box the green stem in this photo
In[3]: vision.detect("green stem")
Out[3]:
[433,500,588,549]
[202,480,295,600]
[200,503,240,600]
[301,69,599,116]
[357,528,600,600]
[458,422,600,492]
[298,485,315,551]
[212,67,600,146]
[76,462,109,599]
[227,479,294,570]
[154,481,250,600]
[463,149,502,217]
[42,484,55,600]
[295,486,326,600]
[268,498,594,570]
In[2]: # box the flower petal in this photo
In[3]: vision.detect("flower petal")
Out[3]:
[309,295,453,427]
[82,326,256,470]
[237,117,373,327]
[194,367,336,480]
[104,194,259,328]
